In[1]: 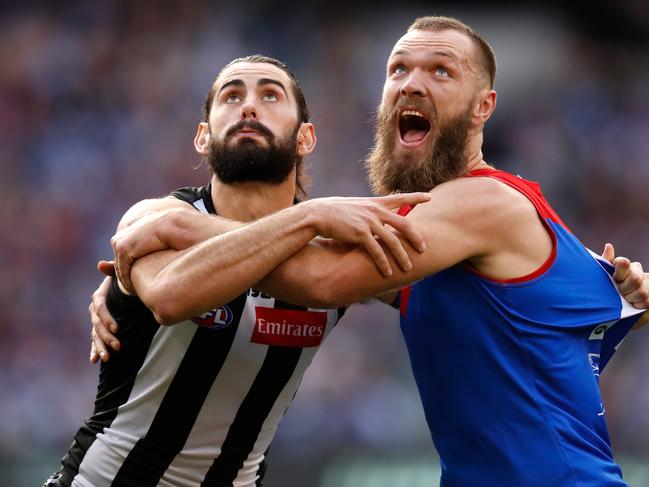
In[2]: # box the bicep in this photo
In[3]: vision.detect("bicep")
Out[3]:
[259,203,481,307]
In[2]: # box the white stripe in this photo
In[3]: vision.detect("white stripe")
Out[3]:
[193,198,208,214]
[162,295,271,484]
[235,308,339,482]
[75,323,197,485]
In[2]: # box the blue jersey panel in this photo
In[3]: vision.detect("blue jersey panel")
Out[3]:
[400,170,644,487]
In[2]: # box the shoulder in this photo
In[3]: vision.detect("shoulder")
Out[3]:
[407,175,542,256]
[412,176,532,225]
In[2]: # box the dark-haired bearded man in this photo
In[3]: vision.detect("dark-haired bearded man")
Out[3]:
[44,55,430,487]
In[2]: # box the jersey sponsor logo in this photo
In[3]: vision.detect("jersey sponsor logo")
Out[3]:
[251,307,327,347]
[192,305,234,329]
[589,323,610,340]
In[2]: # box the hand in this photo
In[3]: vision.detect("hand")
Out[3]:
[111,208,201,294]
[304,192,431,277]
[89,274,121,363]
[602,243,649,329]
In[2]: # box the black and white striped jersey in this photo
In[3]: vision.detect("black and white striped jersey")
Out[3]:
[52,185,344,487]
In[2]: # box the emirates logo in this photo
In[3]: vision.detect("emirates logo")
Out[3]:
[251,307,327,347]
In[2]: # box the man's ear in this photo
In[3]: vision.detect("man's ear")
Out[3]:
[296,122,317,156]
[194,122,210,155]
[472,89,497,125]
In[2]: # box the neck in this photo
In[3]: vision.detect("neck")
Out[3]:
[210,168,298,222]
[464,130,491,173]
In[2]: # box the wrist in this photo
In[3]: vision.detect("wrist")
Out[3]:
[297,199,325,234]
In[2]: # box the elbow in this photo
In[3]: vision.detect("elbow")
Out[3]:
[152,305,180,327]
[143,281,184,326]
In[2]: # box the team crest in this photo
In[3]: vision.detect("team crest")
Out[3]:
[192,305,234,329]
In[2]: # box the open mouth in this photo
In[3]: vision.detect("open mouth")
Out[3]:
[398,109,431,145]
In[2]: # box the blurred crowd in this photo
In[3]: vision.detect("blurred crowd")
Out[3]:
[1,0,648,479]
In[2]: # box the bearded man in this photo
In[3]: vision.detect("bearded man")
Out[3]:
[89,19,649,487]
[44,55,430,487]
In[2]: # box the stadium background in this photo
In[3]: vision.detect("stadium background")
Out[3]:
[1,0,648,485]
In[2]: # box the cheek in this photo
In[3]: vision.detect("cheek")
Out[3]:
[381,82,397,104]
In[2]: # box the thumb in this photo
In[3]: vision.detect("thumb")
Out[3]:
[97,260,116,276]
[601,243,615,263]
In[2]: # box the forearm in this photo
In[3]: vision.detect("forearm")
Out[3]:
[256,241,411,308]
[163,210,245,249]
[131,204,319,324]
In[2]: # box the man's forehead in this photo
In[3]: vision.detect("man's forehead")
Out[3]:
[389,29,475,62]
[215,62,291,89]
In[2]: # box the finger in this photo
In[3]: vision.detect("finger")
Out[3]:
[91,327,110,363]
[612,257,631,283]
[623,287,649,308]
[97,260,116,276]
[621,271,649,308]
[381,211,427,252]
[618,262,644,295]
[114,249,135,295]
[372,224,412,272]
[90,340,99,364]
[601,243,615,263]
[618,262,644,296]
[112,235,135,295]
[362,234,392,276]
[92,277,121,351]
[380,192,431,208]
[94,302,121,352]
[633,310,649,330]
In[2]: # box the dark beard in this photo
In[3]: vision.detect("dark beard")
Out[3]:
[365,101,472,195]
[208,120,300,185]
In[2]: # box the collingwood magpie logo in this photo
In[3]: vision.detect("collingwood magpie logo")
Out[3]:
[192,305,234,329]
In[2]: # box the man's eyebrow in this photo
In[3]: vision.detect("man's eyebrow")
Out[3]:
[218,79,245,94]
[258,78,288,97]
[390,49,460,62]
[433,51,460,62]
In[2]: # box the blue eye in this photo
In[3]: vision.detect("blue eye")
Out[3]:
[393,64,407,75]
[262,92,278,102]
[225,94,241,103]
[435,66,449,77]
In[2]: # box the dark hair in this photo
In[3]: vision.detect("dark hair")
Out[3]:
[203,54,309,124]
[203,55,311,198]
[408,16,496,88]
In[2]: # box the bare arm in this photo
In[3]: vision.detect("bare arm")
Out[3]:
[110,197,244,292]
[257,179,649,311]
[257,178,506,307]
[89,183,649,360]
[120,193,431,325]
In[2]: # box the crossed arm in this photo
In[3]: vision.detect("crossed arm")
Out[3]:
[90,178,649,362]
[88,190,433,359]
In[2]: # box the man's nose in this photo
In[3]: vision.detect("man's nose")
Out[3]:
[400,71,426,98]
[241,98,258,119]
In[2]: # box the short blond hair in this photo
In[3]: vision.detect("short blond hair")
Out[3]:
[408,16,496,88]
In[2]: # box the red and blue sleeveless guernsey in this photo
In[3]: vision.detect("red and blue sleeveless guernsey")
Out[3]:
[399,168,645,487]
